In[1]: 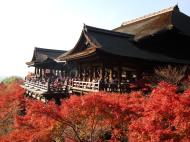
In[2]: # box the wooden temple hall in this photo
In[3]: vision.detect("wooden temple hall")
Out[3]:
[22,5,190,102]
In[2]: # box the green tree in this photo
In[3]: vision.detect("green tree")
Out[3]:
[2,76,23,84]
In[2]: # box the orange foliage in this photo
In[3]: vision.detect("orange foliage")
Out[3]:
[0,83,25,137]
[1,82,190,142]
[128,82,190,142]
[57,92,144,141]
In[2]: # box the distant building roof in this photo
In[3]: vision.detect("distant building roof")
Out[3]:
[57,25,189,64]
[114,5,190,40]
[26,47,66,66]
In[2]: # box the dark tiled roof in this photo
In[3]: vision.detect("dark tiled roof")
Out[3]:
[26,47,66,66]
[57,25,190,64]
[33,47,66,61]
[114,5,190,40]
[57,25,134,61]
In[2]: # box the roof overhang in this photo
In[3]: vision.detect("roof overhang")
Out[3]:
[26,61,35,67]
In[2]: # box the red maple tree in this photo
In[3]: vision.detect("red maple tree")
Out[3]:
[1,81,190,142]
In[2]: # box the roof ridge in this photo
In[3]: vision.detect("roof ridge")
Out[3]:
[84,25,134,38]
[121,6,176,26]
[35,47,66,52]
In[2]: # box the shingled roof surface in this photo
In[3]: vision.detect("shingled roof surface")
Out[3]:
[114,5,190,40]
[57,25,190,64]
[26,47,66,66]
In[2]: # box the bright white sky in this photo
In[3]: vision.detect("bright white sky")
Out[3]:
[0,0,189,77]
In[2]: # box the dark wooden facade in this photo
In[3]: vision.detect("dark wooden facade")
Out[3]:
[22,5,190,101]
[26,47,67,78]
[57,24,189,81]
[23,47,67,103]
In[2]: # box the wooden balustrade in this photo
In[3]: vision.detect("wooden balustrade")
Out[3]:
[25,80,48,91]
[24,79,132,94]
[71,80,100,92]
[24,80,66,92]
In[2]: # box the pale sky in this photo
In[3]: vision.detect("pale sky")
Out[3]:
[0,0,189,77]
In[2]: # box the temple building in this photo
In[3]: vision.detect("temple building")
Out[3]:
[22,5,190,101]
[26,47,66,76]
[56,24,189,92]
[114,5,190,60]
[23,47,67,103]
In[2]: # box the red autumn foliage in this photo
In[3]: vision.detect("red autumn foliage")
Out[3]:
[0,83,25,137]
[0,82,62,142]
[1,82,190,141]
[128,82,190,142]
[56,92,144,141]
[1,99,60,142]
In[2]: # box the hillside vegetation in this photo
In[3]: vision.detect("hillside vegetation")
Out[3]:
[1,76,23,84]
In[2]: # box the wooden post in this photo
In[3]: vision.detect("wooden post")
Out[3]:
[93,66,96,79]
[42,69,45,77]
[40,68,42,77]
[34,67,37,75]
[109,67,113,83]
[49,69,52,77]
[36,67,39,75]
[118,66,122,83]
[61,70,63,77]
[100,64,105,80]
[100,67,102,79]
[83,67,86,81]
[78,64,81,79]
[64,68,67,78]
[118,66,122,93]
[89,66,92,81]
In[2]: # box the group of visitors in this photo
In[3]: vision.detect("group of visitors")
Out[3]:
[25,71,151,93]
[25,72,67,91]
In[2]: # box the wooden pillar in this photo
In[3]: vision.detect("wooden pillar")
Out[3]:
[100,64,105,80]
[109,67,113,82]
[34,67,37,75]
[100,68,102,79]
[36,67,39,75]
[93,66,96,79]
[50,69,52,76]
[118,66,122,83]
[80,65,82,80]
[78,64,81,79]
[89,66,92,81]
[61,70,63,77]
[42,69,45,77]
[65,67,68,78]
[51,69,54,75]
[62,71,65,78]
[83,67,86,81]
[55,70,57,76]
[39,68,42,77]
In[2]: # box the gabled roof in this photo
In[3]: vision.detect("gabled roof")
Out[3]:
[114,5,190,40]
[57,25,190,64]
[58,25,134,58]
[26,47,66,66]
[57,25,135,61]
